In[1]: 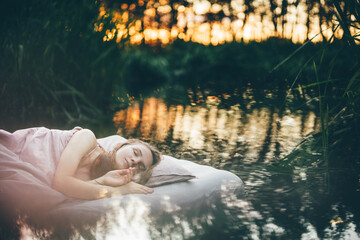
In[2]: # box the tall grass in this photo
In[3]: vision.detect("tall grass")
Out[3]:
[0,0,126,129]
[279,0,360,172]
[1,0,359,145]
[1,15,322,129]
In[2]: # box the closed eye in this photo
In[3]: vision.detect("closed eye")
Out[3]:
[133,148,142,157]
[133,148,138,156]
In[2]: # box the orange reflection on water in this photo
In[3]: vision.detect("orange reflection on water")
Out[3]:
[242,108,270,160]
[172,105,184,140]
[113,103,141,135]
[114,98,317,163]
[155,99,170,141]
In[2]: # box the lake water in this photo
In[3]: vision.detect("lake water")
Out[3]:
[109,95,360,240]
[8,90,360,240]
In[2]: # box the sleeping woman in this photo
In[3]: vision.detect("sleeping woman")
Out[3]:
[0,127,161,200]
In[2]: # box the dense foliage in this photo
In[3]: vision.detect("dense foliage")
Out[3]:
[0,0,118,127]
[0,0,359,171]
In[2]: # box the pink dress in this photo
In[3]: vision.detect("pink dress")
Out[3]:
[0,127,82,183]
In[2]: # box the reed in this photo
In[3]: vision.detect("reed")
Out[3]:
[1,0,358,142]
[0,0,122,129]
[279,0,360,172]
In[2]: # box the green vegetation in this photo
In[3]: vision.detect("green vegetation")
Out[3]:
[0,0,119,128]
[0,0,359,171]
[279,2,360,174]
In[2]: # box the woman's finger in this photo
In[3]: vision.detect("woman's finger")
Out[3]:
[112,169,129,176]
[130,167,136,178]
[141,186,153,194]
[139,188,151,194]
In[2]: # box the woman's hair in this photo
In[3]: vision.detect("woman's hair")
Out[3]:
[90,139,162,185]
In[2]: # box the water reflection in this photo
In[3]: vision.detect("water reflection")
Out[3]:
[5,95,359,239]
[112,96,360,239]
[113,97,317,165]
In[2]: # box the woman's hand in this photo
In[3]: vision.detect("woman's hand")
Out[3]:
[112,182,154,196]
[96,168,136,187]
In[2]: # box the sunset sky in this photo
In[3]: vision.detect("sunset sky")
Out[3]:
[97,0,345,45]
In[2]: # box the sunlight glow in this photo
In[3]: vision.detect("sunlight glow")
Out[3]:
[95,0,353,45]
[114,98,317,163]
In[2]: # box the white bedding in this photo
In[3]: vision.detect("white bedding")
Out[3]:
[96,135,245,213]
[0,135,245,239]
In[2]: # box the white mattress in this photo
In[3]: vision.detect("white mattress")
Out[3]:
[0,135,245,239]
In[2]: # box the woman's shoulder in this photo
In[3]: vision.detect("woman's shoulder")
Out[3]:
[75,128,96,138]
[69,129,97,150]
[74,128,96,140]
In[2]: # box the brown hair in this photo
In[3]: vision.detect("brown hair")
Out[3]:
[90,139,162,185]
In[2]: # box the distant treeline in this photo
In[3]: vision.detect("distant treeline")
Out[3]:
[99,0,352,43]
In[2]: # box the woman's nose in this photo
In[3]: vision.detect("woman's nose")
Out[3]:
[130,156,141,165]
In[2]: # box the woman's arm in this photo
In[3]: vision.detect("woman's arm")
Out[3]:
[53,129,153,200]
[53,129,111,200]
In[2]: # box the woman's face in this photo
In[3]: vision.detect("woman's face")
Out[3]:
[115,143,153,172]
